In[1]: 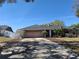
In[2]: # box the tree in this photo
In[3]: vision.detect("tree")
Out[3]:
[49,20,65,37]
[16,30,25,38]
[49,20,64,27]
[72,28,78,37]
[42,30,48,37]
[53,29,64,37]
[73,0,79,17]
[0,0,34,6]
[70,23,79,28]
[70,23,79,37]
[9,33,22,39]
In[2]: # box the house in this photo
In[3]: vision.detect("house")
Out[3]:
[0,25,13,37]
[17,25,63,38]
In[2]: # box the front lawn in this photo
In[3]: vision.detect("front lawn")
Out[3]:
[50,37,79,42]
[0,37,79,42]
[0,37,19,43]
[0,37,11,42]
[61,37,79,41]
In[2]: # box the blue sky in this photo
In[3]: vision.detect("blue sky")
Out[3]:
[0,0,79,31]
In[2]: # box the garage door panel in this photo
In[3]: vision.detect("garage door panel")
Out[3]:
[26,31,43,37]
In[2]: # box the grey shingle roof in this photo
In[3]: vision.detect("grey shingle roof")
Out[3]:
[0,25,13,32]
[19,25,63,30]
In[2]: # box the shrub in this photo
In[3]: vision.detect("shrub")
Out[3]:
[42,30,48,37]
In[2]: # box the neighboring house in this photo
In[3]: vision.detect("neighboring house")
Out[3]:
[0,25,13,37]
[0,25,13,32]
[17,25,63,38]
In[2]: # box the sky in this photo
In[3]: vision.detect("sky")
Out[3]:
[0,0,79,31]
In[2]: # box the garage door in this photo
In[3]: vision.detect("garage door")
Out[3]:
[26,31,43,37]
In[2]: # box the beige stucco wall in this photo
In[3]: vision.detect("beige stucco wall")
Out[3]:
[24,30,43,38]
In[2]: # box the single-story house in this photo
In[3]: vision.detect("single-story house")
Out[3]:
[17,25,63,38]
